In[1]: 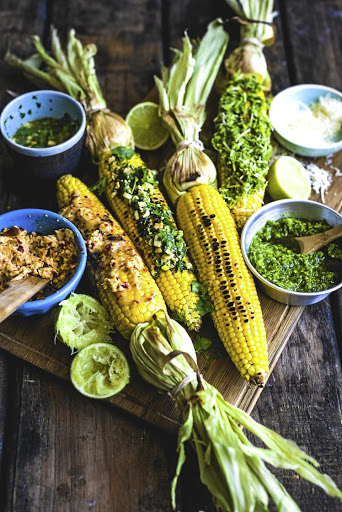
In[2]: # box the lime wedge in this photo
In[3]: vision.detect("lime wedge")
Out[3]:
[267,156,311,200]
[126,101,169,150]
[55,294,113,351]
[70,343,130,399]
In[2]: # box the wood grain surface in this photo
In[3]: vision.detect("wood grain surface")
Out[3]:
[1,0,342,511]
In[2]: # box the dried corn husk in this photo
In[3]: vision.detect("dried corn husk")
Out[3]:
[5,27,134,159]
[130,313,342,511]
[155,19,228,204]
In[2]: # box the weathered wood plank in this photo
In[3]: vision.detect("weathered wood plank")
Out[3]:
[2,363,175,512]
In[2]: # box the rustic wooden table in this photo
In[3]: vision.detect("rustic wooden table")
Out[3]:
[1,1,342,511]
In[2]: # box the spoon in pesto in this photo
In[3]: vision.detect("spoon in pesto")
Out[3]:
[285,223,342,254]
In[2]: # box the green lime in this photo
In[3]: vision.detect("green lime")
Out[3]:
[70,343,130,399]
[267,156,311,200]
[55,294,113,351]
[126,101,169,150]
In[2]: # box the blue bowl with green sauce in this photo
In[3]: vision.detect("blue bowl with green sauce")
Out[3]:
[241,200,342,306]
[0,90,86,180]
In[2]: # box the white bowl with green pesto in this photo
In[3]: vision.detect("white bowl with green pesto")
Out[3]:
[269,84,342,157]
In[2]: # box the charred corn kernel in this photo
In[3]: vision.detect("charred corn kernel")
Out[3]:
[212,73,272,229]
[177,184,269,386]
[57,174,165,339]
[98,148,202,331]
[229,190,265,231]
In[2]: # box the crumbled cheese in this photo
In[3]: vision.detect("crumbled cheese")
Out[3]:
[281,95,342,147]
[304,163,332,203]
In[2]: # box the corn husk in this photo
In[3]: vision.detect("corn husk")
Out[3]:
[5,27,134,159]
[155,19,228,204]
[130,313,342,511]
[224,0,275,88]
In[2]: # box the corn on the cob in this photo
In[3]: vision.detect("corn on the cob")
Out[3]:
[212,73,273,230]
[98,147,202,331]
[176,183,268,386]
[57,174,166,340]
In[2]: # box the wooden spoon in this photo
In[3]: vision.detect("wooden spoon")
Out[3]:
[0,276,50,323]
[290,224,342,254]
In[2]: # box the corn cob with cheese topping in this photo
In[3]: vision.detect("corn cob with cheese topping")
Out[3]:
[98,146,202,331]
[177,184,269,386]
[57,174,166,340]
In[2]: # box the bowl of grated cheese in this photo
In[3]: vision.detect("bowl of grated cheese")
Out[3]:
[269,84,342,157]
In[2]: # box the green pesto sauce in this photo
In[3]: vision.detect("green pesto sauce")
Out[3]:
[248,217,342,293]
[12,114,80,148]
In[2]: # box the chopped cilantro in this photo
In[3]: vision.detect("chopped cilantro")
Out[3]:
[212,73,272,206]
[110,146,135,161]
[107,149,190,276]
[192,281,214,316]
[193,335,212,354]
[89,177,107,196]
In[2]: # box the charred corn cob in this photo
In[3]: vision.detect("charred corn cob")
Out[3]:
[212,73,273,229]
[177,184,268,386]
[57,174,166,339]
[98,146,202,331]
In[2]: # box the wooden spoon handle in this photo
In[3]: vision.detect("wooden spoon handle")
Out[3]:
[0,276,50,323]
[319,224,342,245]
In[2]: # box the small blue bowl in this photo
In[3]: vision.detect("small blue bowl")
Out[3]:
[0,209,87,316]
[0,90,86,180]
[269,84,342,157]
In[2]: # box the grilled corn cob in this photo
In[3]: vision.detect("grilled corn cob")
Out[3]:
[177,184,268,386]
[212,73,273,229]
[57,174,166,339]
[98,147,202,331]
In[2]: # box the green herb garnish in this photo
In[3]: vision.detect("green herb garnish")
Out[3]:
[212,73,273,205]
[192,281,214,316]
[108,150,190,276]
[89,177,107,196]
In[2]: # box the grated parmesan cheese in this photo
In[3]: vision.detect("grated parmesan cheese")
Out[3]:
[281,95,342,147]
[304,163,332,203]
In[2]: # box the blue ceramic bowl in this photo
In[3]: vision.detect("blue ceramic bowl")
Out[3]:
[0,209,87,316]
[0,90,86,180]
[269,84,342,157]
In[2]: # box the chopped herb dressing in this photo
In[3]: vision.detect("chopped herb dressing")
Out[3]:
[212,73,272,205]
[248,217,342,292]
[108,147,191,276]
[11,113,80,148]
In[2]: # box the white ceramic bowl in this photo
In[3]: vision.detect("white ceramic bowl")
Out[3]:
[269,84,342,157]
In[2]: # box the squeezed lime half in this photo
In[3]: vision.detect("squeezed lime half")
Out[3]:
[55,294,113,351]
[70,343,130,399]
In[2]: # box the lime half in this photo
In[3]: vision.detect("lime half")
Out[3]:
[126,101,169,150]
[55,294,113,351]
[267,156,311,201]
[71,343,130,399]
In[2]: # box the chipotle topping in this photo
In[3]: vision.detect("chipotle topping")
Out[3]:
[0,226,79,296]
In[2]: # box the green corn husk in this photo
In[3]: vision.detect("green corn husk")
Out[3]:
[130,313,342,511]
[5,27,134,159]
[155,19,228,204]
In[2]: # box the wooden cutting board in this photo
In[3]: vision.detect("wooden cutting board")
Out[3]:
[0,151,341,435]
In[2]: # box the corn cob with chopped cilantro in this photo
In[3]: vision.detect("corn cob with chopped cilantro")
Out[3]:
[57,174,166,340]
[98,146,202,331]
[212,73,273,229]
[177,184,269,385]
[211,1,275,229]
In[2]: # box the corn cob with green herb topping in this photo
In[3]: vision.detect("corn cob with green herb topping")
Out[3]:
[98,146,202,331]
